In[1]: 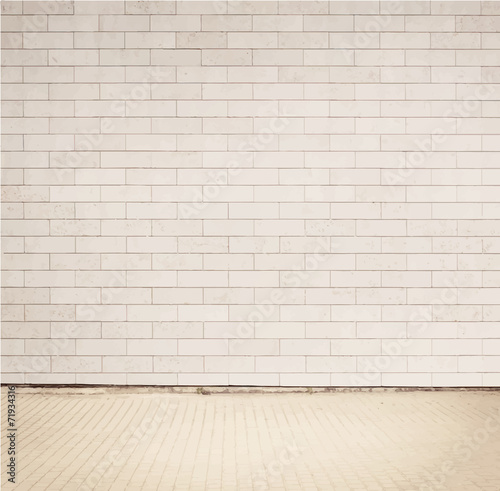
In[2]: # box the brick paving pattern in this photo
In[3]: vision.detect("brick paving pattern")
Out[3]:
[1,387,500,490]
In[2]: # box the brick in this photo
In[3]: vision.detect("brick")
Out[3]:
[49,15,98,31]
[3,1,499,388]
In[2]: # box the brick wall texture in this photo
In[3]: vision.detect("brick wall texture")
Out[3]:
[2,0,500,387]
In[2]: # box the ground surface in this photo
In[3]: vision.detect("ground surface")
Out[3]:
[1,387,500,490]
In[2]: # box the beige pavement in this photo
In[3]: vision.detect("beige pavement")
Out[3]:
[1,387,500,490]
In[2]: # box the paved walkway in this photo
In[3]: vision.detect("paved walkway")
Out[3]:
[1,387,500,490]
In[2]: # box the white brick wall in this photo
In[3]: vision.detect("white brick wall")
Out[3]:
[2,0,500,387]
